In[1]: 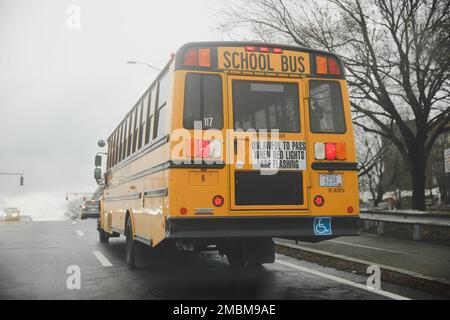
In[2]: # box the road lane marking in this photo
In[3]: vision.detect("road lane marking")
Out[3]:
[76,230,85,237]
[328,240,403,254]
[93,251,113,267]
[275,259,410,300]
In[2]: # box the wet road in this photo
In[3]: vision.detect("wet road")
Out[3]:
[0,219,440,300]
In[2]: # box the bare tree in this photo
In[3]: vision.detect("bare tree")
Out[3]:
[357,129,388,207]
[219,0,450,210]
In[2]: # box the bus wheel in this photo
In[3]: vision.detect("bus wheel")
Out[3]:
[125,218,136,269]
[97,219,109,243]
[99,228,109,243]
[226,247,245,268]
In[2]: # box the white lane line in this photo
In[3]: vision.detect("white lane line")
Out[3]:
[93,251,113,267]
[275,259,410,300]
[328,240,403,254]
[76,230,85,237]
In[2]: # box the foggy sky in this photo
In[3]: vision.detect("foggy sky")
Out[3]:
[0,0,222,219]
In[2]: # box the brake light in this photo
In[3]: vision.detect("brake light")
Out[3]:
[212,195,224,207]
[325,143,336,160]
[316,143,346,160]
[185,139,222,159]
[314,143,326,160]
[180,207,188,215]
[314,195,325,207]
[183,48,198,66]
[198,48,211,67]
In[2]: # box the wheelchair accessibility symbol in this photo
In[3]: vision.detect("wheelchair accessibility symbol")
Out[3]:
[314,217,332,236]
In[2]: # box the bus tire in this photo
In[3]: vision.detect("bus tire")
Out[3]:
[99,228,109,243]
[97,219,109,243]
[226,247,245,268]
[125,218,136,269]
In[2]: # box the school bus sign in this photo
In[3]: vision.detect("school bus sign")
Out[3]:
[218,47,310,75]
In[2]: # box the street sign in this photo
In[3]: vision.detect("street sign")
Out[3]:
[445,148,450,173]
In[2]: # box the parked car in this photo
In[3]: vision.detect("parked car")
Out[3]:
[3,208,21,222]
[377,202,393,210]
[80,200,100,220]
[20,215,33,222]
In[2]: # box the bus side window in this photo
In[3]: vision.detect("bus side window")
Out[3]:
[309,81,346,134]
[153,71,171,140]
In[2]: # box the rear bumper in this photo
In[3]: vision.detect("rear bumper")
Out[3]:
[166,216,359,241]
[80,212,100,220]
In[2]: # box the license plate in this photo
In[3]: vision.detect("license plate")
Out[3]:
[319,174,343,187]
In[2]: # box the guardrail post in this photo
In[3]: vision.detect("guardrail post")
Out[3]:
[377,222,385,235]
[413,225,421,241]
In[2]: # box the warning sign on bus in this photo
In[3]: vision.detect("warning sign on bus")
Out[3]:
[251,140,306,171]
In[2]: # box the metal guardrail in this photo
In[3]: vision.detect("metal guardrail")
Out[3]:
[360,208,450,228]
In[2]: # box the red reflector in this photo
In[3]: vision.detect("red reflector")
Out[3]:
[328,58,341,75]
[314,196,325,207]
[273,48,283,54]
[245,46,256,52]
[183,48,198,66]
[347,206,354,214]
[259,47,269,53]
[212,195,224,207]
[180,207,188,215]
[325,143,337,160]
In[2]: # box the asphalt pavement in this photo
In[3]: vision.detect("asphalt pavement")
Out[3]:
[0,219,444,300]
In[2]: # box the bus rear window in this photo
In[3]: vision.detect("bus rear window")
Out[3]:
[309,81,346,133]
[183,74,223,130]
[233,81,300,132]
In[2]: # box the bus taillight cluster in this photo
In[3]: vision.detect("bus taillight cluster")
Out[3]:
[314,143,346,160]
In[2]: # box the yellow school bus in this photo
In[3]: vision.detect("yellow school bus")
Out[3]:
[96,41,359,268]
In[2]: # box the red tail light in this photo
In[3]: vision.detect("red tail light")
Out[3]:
[185,139,222,159]
[180,207,188,215]
[325,143,337,160]
[212,195,224,207]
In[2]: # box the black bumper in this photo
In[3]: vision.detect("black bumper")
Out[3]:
[80,212,100,220]
[166,216,359,240]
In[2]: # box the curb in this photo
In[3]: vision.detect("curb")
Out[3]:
[275,241,450,298]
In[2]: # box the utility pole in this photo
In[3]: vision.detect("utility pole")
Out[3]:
[0,173,24,186]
